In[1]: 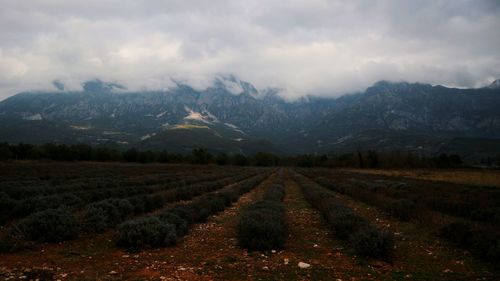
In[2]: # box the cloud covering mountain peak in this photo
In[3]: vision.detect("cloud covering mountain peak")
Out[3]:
[0,0,499,100]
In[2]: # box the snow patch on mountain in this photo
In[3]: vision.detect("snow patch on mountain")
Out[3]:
[156,111,167,118]
[70,125,91,130]
[184,106,219,124]
[330,134,353,145]
[23,114,43,121]
[224,122,246,134]
[141,133,156,141]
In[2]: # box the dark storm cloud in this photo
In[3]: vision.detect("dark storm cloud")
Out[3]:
[0,0,499,100]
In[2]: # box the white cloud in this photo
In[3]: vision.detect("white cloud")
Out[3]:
[0,0,499,100]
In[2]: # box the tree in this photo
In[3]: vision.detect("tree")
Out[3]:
[252,152,278,166]
[230,154,249,166]
[215,153,228,165]
[0,142,13,161]
[123,148,138,162]
[357,150,365,168]
[367,150,379,168]
[191,148,212,164]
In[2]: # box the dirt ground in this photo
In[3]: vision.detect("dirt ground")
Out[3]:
[0,168,498,280]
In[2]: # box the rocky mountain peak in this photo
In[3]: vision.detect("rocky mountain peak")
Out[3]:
[487,79,500,89]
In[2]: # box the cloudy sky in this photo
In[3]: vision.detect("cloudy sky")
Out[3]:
[0,0,499,100]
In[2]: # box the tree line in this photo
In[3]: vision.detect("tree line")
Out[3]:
[0,143,278,166]
[1,142,497,168]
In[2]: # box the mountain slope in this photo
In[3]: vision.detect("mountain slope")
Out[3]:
[0,78,499,157]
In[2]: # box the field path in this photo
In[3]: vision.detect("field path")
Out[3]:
[276,170,381,280]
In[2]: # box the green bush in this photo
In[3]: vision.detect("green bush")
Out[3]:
[117,216,177,250]
[82,201,120,232]
[158,212,188,236]
[237,201,287,251]
[15,194,83,218]
[108,199,134,220]
[350,226,394,258]
[15,208,78,242]
[82,206,109,233]
[128,197,146,214]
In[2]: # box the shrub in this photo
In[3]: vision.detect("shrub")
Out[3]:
[117,217,177,250]
[15,208,78,242]
[170,193,228,224]
[426,197,473,217]
[13,193,83,219]
[262,184,285,202]
[108,199,134,220]
[473,231,500,263]
[237,201,287,251]
[0,192,17,224]
[82,201,120,232]
[440,222,500,263]
[158,212,188,236]
[15,197,52,217]
[218,190,239,205]
[385,199,417,221]
[141,194,165,213]
[471,207,500,225]
[168,204,196,223]
[203,194,227,213]
[330,211,369,240]
[297,175,394,258]
[439,222,473,247]
[59,193,83,207]
[350,226,394,258]
[82,206,109,233]
[128,197,145,214]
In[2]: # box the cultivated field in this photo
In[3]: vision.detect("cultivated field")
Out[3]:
[0,162,498,280]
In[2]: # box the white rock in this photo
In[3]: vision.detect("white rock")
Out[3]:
[283,258,289,265]
[298,262,310,269]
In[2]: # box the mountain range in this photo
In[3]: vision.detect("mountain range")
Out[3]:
[1,76,499,161]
